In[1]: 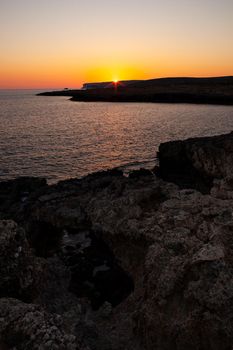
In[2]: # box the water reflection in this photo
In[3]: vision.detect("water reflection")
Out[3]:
[0,91,233,183]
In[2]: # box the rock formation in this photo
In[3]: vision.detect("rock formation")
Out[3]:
[0,131,233,349]
[0,298,79,350]
[0,220,43,301]
[158,131,233,192]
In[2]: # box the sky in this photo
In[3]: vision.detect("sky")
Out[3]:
[0,0,233,88]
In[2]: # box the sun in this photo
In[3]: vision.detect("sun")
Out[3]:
[111,73,120,83]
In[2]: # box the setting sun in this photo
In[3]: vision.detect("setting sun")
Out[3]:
[0,1,233,348]
[0,0,232,89]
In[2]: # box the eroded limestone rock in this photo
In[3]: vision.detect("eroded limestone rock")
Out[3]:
[158,131,233,193]
[0,298,79,350]
[0,220,43,300]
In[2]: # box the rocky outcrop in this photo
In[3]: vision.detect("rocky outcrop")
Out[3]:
[0,298,79,350]
[137,188,233,350]
[0,131,233,349]
[0,177,47,221]
[158,131,233,193]
[0,220,43,301]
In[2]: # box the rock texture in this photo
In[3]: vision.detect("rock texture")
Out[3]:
[0,298,79,350]
[0,131,233,349]
[158,131,233,192]
[0,220,43,301]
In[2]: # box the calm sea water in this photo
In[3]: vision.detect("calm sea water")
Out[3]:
[0,89,233,183]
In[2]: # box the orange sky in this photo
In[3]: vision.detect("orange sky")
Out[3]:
[1,0,233,89]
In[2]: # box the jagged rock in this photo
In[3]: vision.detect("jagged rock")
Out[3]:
[0,298,80,350]
[61,229,134,310]
[211,176,233,199]
[129,168,153,178]
[158,132,233,193]
[0,177,47,221]
[192,243,225,263]
[137,189,233,350]
[0,220,43,300]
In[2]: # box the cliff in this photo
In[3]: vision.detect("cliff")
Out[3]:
[0,131,233,349]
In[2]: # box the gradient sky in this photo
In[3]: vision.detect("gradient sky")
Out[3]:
[1,0,233,88]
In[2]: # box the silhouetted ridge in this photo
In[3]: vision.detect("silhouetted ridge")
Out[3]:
[37,76,233,105]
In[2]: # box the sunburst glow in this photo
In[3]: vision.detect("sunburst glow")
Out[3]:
[0,1,232,88]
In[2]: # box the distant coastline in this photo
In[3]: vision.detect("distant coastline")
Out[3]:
[37,76,233,105]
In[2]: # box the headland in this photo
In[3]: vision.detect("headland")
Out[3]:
[38,76,233,105]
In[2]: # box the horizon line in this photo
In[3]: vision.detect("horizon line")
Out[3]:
[1,75,233,90]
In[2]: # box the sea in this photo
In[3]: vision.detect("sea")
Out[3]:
[0,89,233,184]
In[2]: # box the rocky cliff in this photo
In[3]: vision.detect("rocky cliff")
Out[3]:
[0,131,233,349]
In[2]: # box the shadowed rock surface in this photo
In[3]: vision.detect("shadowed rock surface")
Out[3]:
[0,220,43,301]
[0,131,233,349]
[157,131,233,193]
[0,298,80,350]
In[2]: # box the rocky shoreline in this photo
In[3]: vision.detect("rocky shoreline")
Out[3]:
[1,131,233,349]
